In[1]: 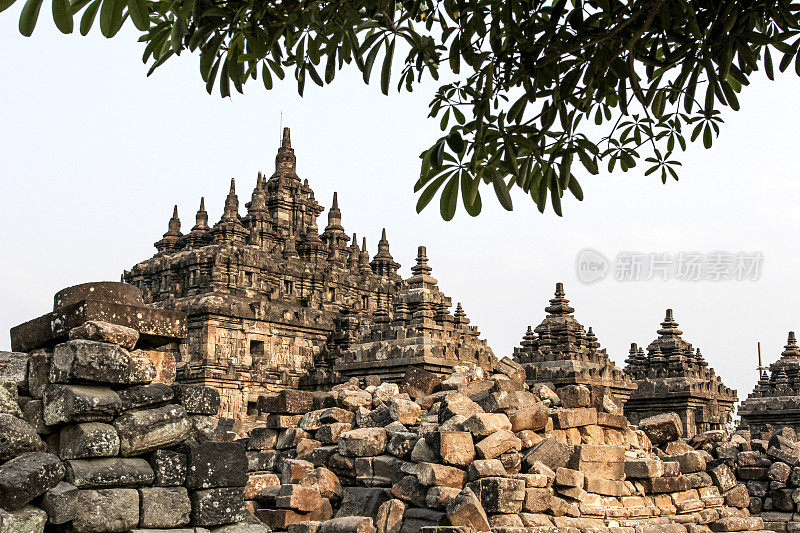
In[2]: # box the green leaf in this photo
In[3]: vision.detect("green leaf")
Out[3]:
[550,181,563,216]
[126,0,147,31]
[416,174,448,213]
[703,124,713,149]
[440,175,459,220]
[380,38,394,95]
[445,131,465,154]
[567,176,583,201]
[491,174,513,211]
[0,0,18,14]
[52,0,72,32]
[362,38,381,84]
[262,61,273,90]
[99,0,123,37]
[18,0,43,36]
[79,0,100,35]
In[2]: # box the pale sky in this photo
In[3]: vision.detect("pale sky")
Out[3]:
[2,13,799,409]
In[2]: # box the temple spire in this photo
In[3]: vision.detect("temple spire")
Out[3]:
[545,282,574,317]
[274,126,297,175]
[221,178,239,221]
[154,205,183,254]
[192,197,209,232]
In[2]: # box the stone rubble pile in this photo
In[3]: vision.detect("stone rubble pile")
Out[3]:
[0,320,266,533]
[244,362,768,533]
[701,426,800,532]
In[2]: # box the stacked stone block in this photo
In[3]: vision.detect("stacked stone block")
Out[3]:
[0,321,262,533]
[244,362,767,533]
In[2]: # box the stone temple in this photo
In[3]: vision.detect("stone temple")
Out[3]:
[623,309,738,437]
[122,128,494,418]
[739,331,800,435]
[511,283,636,406]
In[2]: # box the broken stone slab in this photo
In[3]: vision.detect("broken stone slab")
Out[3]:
[184,441,248,489]
[299,467,342,501]
[50,340,155,385]
[118,383,174,411]
[338,428,387,457]
[467,459,507,481]
[0,383,22,418]
[20,399,48,434]
[554,408,598,429]
[0,352,28,393]
[639,412,683,445]
[0,452,64,510]
[438,431,475,467]
[416,462,466,488]
[438,393,484,424]
[318,516,376,533]
[558,385,592,408]
[43,384,122,425]
[0,505,48,533]
[462,413,511,437]
[276,484,323,512]
[149,448,186,486]
[65,457,154,488]
[190,487,246,527]
[709,464,738,493]
[68,321,140,350]
[0,413,45,461]
[72,488,140,533]
[624,459,664,479]
[575,444,625,480]
[138,486,191,528]
[375,498,405,533]
[26,351,50,399]
[114,404,191,456]
[39,481,78,524]
[522,437,573,471]
[467,476,525,514]
[259,390,314,414]
[58,422,120,459]
[171,384,221,415]
[445,487,492,532]
[387,398,420,426]
[335,487,390,518]
[318,423,353,445]
[508,404,549,432]
[474,429,522,460]
[400,368,442,399]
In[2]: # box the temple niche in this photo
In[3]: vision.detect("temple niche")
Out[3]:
[740,331,800,435]
[512,283,636,405]
[624,309,738,438]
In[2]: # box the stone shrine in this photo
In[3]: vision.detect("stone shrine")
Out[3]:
[739,331,800,434]
[624,309,737,437]
[511,283,636,404]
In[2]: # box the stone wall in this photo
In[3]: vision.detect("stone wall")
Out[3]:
[240,362,768,533]
[0,322,265,533]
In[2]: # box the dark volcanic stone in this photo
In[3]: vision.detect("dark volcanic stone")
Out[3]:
[0,413,45,461]
[171,384,221,415]
[40,481,78,524]
[149,449,187,486]
[43,384,121,425]
[58,422,120,459]
[185,441,248,489]
[114,404,191,456]
[190,487,246,526]
[65,458,154,488]
[0,451,64,510]
[118,383,174,411]
[139,486,191,528]
[73,488,140,533]
[50,340,154,385]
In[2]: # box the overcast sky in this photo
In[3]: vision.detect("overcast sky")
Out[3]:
[2,13,799,407]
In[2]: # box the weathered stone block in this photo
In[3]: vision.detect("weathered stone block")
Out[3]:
[387,398,420,426]
[523,437,573,470]
[68,321,139,350]
[318,423,352,445]
[40,481,78,524]
[276,484,323,512]
[0,414,44,461]
[416,462,465,488]
[73,488,139,533]
[467,459,506,480]
[139,487,191,528]
[710,464,738,493]
[625,459,664,479]
[171,384,220,415]
[65,458,154,488]
[463,413,511,437]
[555,408,597,429]
[259,390,314,414]
[467,476,525,513]
[244,472,281,499]
[0,385,22,418]
[299,467,342,500]
[0,452,64,510]
[474,429,521,460]
[318,516,376,533]
[185,441,248,489]
[50,340,154,385]
[439,431,474,467]
[639,412,683,445]
[375,498,405,533]
[58,422,119,459]
[400,368,441,399]
[559,385,592,408]
[43,384,121,425]
[148,448,186,486]
[0,505,48,533]
[508,404,549,432]
[445,488,490,532]
[0,352,28,392]
[117,383,174,411]
[114,404,191,456]
[335,487,390,518]
[438,394,483,424]
[338,428,386,457]
[190,487,246,526]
